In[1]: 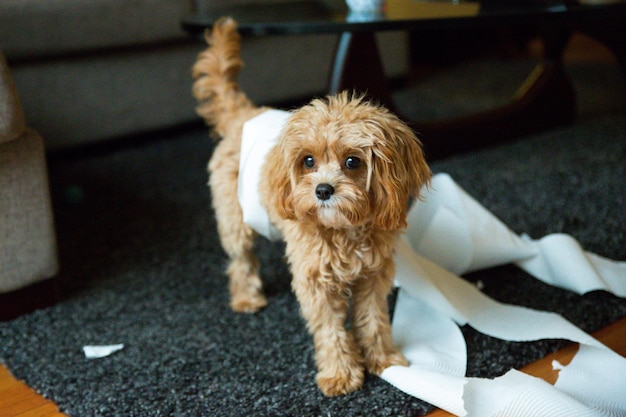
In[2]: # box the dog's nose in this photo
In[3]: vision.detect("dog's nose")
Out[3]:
[315,183,335,201]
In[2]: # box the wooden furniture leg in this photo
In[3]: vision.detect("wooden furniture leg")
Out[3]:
[329,31,397,112]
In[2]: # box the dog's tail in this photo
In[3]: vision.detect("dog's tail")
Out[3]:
[192,17,254,138]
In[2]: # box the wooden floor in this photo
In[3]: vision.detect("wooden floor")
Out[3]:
[1,316,624,417]
[0,366,67,417]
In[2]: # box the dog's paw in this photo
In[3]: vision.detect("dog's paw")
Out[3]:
[230,292,267,313]
[316,365,364,397]
[365,350,408,375]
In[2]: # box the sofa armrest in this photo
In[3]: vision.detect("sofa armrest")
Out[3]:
[1,52,58,294]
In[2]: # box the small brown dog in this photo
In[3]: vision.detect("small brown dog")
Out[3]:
[192,17,430,396]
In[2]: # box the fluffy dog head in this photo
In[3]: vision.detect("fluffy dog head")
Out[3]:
[264,92,430,231]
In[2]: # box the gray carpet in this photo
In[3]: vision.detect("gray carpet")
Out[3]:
[1,58,625,416]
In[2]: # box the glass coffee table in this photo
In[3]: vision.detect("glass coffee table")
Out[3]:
[182,0,625,158]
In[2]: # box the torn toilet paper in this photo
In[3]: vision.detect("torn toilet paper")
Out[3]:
[83,344,124,359]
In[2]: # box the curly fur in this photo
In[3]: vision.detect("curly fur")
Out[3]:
[192,17,431,396]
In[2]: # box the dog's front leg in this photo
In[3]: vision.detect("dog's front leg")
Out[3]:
[292,275,365,396]
[351,267,408,375]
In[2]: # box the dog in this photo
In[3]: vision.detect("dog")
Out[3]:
[192,17,431,396]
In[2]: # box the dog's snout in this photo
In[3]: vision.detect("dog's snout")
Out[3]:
[315,183,335,201]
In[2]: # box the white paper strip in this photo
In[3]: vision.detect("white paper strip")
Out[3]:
[464,370,601,417]
[405,173,537,276]
[390,290,466,375]
[238,109,291,242]
[406,174,626,297]
[395,237,604,348]
[381,290,468,416]
[554,345,626,411]
[83,344,124,359]
[517,234,626,297]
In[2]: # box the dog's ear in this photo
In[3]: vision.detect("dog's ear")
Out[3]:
[262,144,296,221]
[370,117,430,230]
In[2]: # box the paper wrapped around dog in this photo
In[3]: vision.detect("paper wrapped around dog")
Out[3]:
[238,110,626,416]
[238,109,289,242]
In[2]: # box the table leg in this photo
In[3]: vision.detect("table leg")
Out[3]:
[580,26,626,79]
[328,31,397,113]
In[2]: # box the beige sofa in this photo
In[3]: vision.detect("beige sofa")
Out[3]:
[0,0,408,150]
[0,53,58,294]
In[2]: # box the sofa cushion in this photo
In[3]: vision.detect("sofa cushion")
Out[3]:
[0,0,195,60]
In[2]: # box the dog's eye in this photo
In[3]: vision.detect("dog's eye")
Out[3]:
[345,156,361,170]
[303,155,315,169]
